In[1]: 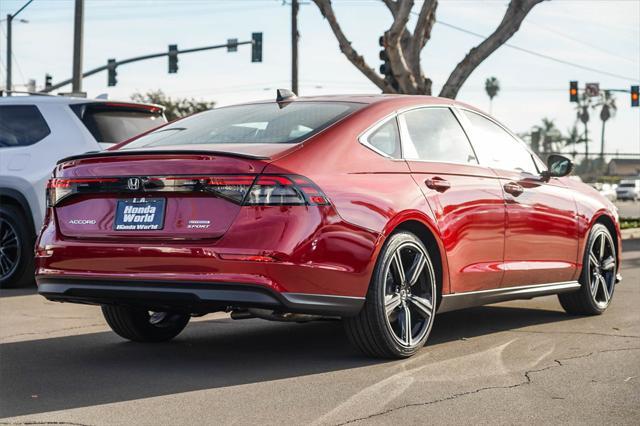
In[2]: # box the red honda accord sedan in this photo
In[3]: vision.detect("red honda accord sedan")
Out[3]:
[35,93,621,358]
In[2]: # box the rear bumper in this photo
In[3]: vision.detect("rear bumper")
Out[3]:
[36,277,364,316]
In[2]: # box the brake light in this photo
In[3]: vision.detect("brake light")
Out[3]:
[45,174,329,207]
[244,175,329,206]
[47,177,120,207]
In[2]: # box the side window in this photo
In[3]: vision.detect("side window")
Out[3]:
[0,105,51,148]
[400,108,477,164]
[462,110,538,174]
[365,117,401,158]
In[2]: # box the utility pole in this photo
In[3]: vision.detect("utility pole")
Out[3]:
[291,0,299,95]
[6,14,11,95]
[71,0,85,95]
[5,0,34,96]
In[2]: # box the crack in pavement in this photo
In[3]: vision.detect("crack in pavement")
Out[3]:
[334,347,640,426]
[502,329,640,339]
[0,422,93,426]
[0,324,105,342]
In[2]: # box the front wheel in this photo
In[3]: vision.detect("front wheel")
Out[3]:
[558,223,617,315]
[344,231,437,358]
[102,306,190,342]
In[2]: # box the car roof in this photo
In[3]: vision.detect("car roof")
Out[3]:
[0,95,161,109]
[245,93,486,114]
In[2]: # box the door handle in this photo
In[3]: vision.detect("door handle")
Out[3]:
[504,181,524,196]
[425,177,451,192]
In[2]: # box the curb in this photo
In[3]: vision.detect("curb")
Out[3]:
[621,228,640,240]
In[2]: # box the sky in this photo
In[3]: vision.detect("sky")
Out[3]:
[1,0,639,156]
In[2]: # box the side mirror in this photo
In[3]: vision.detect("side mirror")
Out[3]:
[541,154,573,181]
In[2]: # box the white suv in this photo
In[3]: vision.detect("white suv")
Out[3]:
[0,95,166,287]
[616,179,640,201]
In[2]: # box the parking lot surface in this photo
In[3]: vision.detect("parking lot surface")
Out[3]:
[1,240,639,425]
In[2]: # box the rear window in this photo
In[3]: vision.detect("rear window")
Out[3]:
[122,101,361,149]
[72,104,166,144]
[0,105,51,148]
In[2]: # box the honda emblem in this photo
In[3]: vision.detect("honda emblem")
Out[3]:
[127,177,141,191]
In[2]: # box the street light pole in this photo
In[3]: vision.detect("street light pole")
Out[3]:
[291,0,299,95]
[4,0,34,96]
[71,0,85,95]
[6,14,12,94]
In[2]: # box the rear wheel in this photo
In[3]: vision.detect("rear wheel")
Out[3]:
[558,223,616,315]
[0,205,35,289]
[344,231,437,358]
[102,305,190,342]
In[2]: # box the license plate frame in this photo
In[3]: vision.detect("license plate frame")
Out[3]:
[113,198,166,231]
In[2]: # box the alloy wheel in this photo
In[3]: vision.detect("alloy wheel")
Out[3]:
[0,218,20,280]
[383,241,436,347]
[588,230,616,308]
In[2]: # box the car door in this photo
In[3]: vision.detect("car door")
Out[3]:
[459,109,579,287]
[398,106,506,293]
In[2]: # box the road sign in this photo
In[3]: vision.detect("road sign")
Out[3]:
[585,82,600,97]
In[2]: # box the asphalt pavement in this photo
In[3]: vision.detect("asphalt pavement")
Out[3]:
[1,240,639,425]
[616,200,640,219]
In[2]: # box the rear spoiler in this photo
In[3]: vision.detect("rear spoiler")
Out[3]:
[56,149,270,165]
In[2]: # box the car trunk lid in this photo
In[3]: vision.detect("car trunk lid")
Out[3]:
[52,151,272,241]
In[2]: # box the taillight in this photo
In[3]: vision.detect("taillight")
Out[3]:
[47,177,120,207]
[46,174,329,206]
[154,175,256,204]
[245,175,329,206]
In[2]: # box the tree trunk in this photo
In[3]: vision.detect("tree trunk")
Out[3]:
[584,123,589,170]
[600,119,606,159]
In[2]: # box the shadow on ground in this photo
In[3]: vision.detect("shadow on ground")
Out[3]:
[0,303,574,418]
[2,239,636,417]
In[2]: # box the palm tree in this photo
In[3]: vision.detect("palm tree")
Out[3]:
[575,93,592,163]
[563,124,587,158]
[484,77,500,114]
[593,90,617,159]
[534,118,563,154]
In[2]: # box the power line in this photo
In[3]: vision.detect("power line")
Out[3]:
[524,19,638,65]
[433,18,639,82]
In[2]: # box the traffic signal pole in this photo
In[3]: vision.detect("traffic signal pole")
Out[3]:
[71,0,85,95]
[41,37,261,93]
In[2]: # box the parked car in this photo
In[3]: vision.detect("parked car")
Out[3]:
[616,179,640,201]
[0,95,166,288]
[35,93,621,358]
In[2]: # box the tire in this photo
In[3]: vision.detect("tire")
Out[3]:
[102,305,190,342]
[558,223,616,315]
[0,205,35,289]
[344,231,437,359]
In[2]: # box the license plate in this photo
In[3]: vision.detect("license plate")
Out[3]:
[114,198,165,231]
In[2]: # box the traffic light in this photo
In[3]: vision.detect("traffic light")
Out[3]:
[379,36,398,91]
[227,38,238,52]
[168,44,178,73]
[107,59,117,86]
[632,85,639,107]
[251,32,262,62]
[569,81,578,102]
[45,74,52,90]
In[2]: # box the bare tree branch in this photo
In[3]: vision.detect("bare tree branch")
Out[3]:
[313,0,393,92]
[409,0,438,91]
[439,0,545,99]
[383,0,417,93]
[381,0,398,15]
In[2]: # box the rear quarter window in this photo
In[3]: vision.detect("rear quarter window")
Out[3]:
[0,105,51,148]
